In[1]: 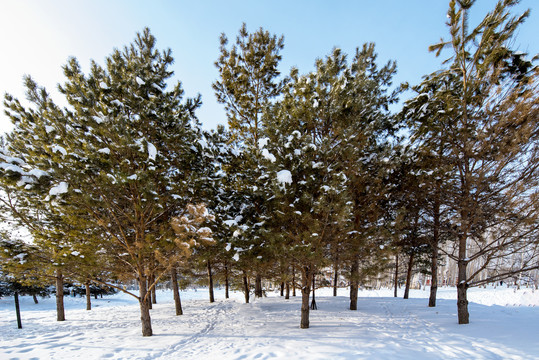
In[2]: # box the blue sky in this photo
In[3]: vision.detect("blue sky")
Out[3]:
[1,0,537,133]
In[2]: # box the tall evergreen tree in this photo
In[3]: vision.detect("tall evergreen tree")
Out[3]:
[3,28,204,336]
[424,0,539,324]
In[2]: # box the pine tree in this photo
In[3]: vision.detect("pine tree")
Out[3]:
[213,23,286,300]
[424,0,539,324]
[3,28,205,336]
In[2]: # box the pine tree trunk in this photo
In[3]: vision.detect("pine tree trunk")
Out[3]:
[14,291,22,329]
[56,269,65,321]
[171,268,183,315]
[457,258,469,324]
[349,259,359,310]
[224,264,230,299]
[310,273,317,310]
[404,253,415,299]
[242,272,249,303]
[333,259,339,297]
[300,265,312,329]
[394,252,399,298]
[429,187,441,307]
[429,248,439,307]
[255,273,262,298]
[139,276,153,336]
[151,273,157,305]
[32,294,39,304]
[146,278,152,310]
[207,260,215,303]
[85,280,91,311]
[285,282,290,299]
[280,282,285,296]
[292,266,296,296]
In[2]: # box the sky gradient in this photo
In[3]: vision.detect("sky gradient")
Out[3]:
[1,0,538,133]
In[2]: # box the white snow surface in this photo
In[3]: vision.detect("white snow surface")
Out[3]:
[1,286,539,359]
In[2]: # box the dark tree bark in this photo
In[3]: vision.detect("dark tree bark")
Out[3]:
[55,269,65,321]
[349,259,359,310]
[224,264,230,299]
[242,272,249,303]
[292,266,296,297]
[404,253,415,299]
[457,257,470,324]
[394,252,399,298]
[333,258,339,297]
[171,268,183,315]
[310,273,317,310]
[280,282,285,296]
[255,273,263,297]
[138,276,153,336]
[32,294,39,304]
[285,282,290,299]
[150,273,157,305]
[14,291,22,329]
[85,280,92,311]
[207,260,215,303]
[300,265,312,329]
[429,190,441,307]
[146,278,152,310]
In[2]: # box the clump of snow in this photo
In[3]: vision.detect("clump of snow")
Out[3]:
[49,182,68,196]
[51,145,67,156]
[258,137,269,149]
[261,149,276,163]
[135,77,145,86]
[127,174,138,180]
[98,148,111,154]
[276,170,292,185]
[147,142,157,161]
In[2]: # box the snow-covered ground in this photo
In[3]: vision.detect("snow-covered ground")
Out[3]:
[1,286,538,359]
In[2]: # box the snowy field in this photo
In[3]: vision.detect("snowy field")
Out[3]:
[1,286,538,360]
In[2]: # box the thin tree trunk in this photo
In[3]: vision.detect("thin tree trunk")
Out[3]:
[207,260,215,303]
[255,273,262,298]
[394,252,399,298]
[85,280,92,311]
[404,252,415,299]
[429,184,441,307]
[146,278,152,310]
[349,259,359,310]
[224,264,230,299]
[55,269,65,321]
[139,276,153,336]
[292,266,296,297]
[310,273,317,310]
[457,257,469,324]
[14,291,22,329]
[242,272,249,303]
[32,294,39,304]
[300,265,312,329]
[280,282,285,296]
[151,273,157,305]
[171,268,183,315]
[285,282,290,299]
[333,258,339,297]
